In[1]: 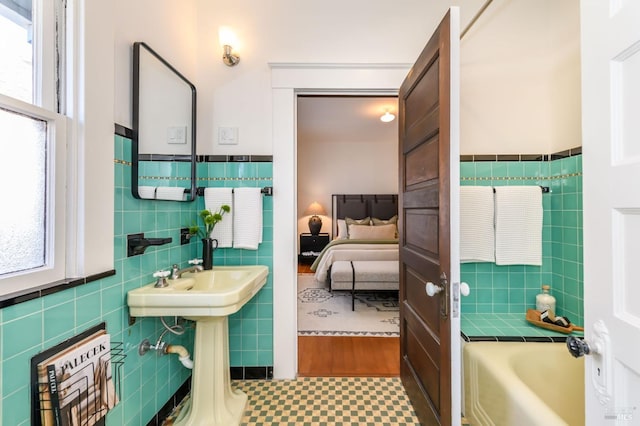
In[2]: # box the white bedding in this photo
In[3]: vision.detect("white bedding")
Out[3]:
[312,242,399,282]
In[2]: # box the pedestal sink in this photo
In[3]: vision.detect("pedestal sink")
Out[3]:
[127,265,269,426]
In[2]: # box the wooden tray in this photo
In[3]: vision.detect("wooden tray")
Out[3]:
[526,309,584,334]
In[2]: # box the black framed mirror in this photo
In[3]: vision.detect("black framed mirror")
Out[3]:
[132,41,196,202]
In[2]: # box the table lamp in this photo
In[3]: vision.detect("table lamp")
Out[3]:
[305,201,326,235]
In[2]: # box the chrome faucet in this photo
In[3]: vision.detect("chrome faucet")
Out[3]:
[170,260,204,279]
[153,270,170,288]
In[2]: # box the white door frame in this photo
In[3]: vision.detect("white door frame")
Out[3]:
[270,63,411,379]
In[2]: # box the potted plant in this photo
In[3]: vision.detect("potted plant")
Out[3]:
[188,205,230,269]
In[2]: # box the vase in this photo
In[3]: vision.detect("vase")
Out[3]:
[202,238,218,270]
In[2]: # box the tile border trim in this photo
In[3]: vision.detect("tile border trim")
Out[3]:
[460,146,582,162]
[114,123,133,138]
[461,331,568,343]
[0,269,117,309]
[115,124,273,163]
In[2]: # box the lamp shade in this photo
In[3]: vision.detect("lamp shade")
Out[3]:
[305,202,326,235]
[304,201,327,216]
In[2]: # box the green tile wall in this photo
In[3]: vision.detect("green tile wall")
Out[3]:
[460,155,583,327]
[138,160,192,188]
[0,134,274,426]
[195,160,274,367]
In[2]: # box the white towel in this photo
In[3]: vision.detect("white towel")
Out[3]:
[494,186,543,265]
[204,187,233,248]
[233,187,263,250]
[155,186,186,201]
[138,186,156,199]
[460,186,495,263]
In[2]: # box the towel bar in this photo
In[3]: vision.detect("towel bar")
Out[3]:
[492,186,549,193]
[196,186,273,196]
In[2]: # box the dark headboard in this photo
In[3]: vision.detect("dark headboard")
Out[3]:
[331,194,398,237]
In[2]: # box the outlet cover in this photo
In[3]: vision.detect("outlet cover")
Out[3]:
[218,127,239,145]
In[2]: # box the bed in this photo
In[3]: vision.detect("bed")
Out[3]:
[310,194,399,300]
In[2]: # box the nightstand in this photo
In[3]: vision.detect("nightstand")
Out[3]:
[298,233,330,264]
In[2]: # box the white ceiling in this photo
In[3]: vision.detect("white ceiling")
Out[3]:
[297,96,398,145]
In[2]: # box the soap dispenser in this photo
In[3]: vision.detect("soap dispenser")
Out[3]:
[536,284,556,315]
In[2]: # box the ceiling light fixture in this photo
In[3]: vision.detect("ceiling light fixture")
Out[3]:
[380,111,395,123]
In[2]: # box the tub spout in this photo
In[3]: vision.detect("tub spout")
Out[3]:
[165,344,193,369]
[127,233,172,256]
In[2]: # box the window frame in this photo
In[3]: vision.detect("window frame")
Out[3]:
[0,0,71,298]
[0,95,68,296]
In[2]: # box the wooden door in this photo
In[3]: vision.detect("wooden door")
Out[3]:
[581,1,640,422]
[399,8,460,426]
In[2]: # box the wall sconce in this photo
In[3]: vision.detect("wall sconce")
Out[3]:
[305,201,327,235]
[219,26,240,66]
[380,110,395,123]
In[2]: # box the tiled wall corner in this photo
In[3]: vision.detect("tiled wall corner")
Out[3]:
[195,161,274,367]
[548,155,583,325]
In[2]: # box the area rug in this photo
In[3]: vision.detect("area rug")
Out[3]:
[297,274,399,337]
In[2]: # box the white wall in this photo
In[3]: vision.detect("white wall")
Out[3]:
[460,0,581,155]
[76,0,115,276]
[114,0,198,128]
[297,136,398,237]
[193,0,486,156]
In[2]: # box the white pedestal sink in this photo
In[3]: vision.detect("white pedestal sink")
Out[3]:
[127,265,269,426]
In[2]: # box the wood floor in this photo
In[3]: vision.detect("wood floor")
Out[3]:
[298,336,400,377]
[297,263,399,377]
[298,262,313,274]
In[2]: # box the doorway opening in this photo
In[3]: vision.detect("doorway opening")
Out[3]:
[295,94,400,376]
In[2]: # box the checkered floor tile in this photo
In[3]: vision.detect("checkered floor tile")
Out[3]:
[236,377,419,425]
[163,377,420,425]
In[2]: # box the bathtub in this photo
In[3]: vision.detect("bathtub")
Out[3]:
[463,342,584,426]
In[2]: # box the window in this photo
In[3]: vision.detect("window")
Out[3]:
[0,8,33,103]
[0,0,69,297]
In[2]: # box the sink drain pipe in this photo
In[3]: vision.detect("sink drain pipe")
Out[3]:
[138,338,194,370]
[138,317,194,369]
[166,344,194,369]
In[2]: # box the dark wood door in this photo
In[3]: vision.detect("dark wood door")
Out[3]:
[398,9,458,426]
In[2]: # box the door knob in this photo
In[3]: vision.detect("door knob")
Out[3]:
[567,336,597,358]
[460,282,470,296]
[426,282,443,297]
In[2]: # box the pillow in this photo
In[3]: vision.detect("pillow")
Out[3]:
[348,223,396,240]
[372,215,398,226]
[336,219,348,240]
[372,215,398,238]
[344,217,370,238]
[345,217,370,227]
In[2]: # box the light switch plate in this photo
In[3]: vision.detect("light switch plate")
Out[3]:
[167,126,187,144]
[218,127,239,145]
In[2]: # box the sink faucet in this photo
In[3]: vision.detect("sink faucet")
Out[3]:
[171,261,204,279]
